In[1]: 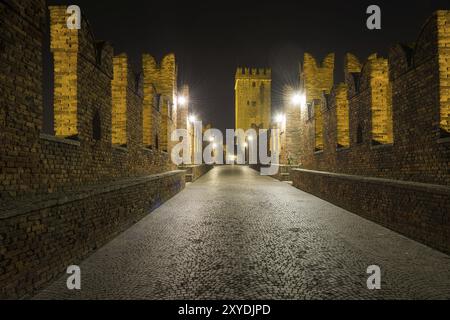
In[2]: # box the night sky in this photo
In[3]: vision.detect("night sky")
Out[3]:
[45,0,449,133]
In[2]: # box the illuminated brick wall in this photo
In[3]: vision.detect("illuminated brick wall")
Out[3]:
[49,6,79,138]
[111,54,128,146]
[314,101,324,151]
[368,54,393,145]
[284,86,302,165]
[291,11,450,187]
[438,11,450,137]
[235,68,272,131]
[177,85,189,130]
[142,54,178,152]
[335,84,350,149]
[290,11,450,255]
[176,85,194,164]
[0,1,183,299]
[302,53,335,102]
[0,4,177,201]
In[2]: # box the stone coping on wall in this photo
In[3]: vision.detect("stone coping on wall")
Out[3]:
[39,133,81,147]
[178,164,213,182]
[250,164,298,171]
[142,147,155,153]
[292,168,450,195]
[0,170,186,220]
[112,145,128,153]
[438,137,450,144]
[370,143,394,150]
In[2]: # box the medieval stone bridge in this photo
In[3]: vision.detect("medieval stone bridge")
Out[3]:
[34,166,450,300]
[1,1,449,300]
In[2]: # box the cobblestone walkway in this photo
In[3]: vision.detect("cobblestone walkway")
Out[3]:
[35,166,450,300]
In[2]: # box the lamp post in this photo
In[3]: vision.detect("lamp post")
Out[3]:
[178,96,188,107]
[282,90,306,166]
[275,113,286,125]
[189,114,197,123]
[291,92,306,108]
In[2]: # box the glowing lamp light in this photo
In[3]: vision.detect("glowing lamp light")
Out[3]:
[247,136,254,142]
[291,93,306,107]
[178,96,188,106]
[275,114,286,124]
[300,94,306,107]
[291,94,301,105]
[209,137,215,142]
[189,115,197,123]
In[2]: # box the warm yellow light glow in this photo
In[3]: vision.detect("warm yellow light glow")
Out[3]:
[209,137,215,142]
[178,96,188,106]
[291,93,306,107]
[248,136,254,142]
[275,113,286,124]
[189,115,197,123]
[300,94,306,108]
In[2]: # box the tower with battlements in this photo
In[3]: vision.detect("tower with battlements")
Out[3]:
[235,68,272,130]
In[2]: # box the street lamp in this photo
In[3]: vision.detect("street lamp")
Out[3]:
[275,113,286,124]
[291,92,306,107]
[178,96,188,106]
[189,115,197,123]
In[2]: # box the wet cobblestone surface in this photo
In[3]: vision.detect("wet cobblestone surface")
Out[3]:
[34,166,450,300]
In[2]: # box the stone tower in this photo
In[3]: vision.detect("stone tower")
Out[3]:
[235,68,272,130]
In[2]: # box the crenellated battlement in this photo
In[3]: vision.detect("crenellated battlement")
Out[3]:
[290,10,450,186]
[49,6,80,138]
[287,11,450,256]
[143,54,177,99]
[1,0,450,298]
[0,2,183,203]
[111,54,129,146]
[49,5,114,140]
[142,53,178,152]
[344,53,362,96]
[437,11,450,136]
[0,1,188,298]
[235,66,272,131]
[235,67,272,80]
[301,53,335,103]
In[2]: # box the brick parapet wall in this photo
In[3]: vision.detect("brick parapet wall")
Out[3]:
[179,164,213,182]
[0,0,46,194]
[295,11,450,186]
[301,53,335,102]
[291,168,450,254]
[289,11,450,255]
[0,170,186,299]
[437,11,450,136]
[0,1,185,299]
[0,4,178,202]
[284,87,302,164]
[142,54,177,152]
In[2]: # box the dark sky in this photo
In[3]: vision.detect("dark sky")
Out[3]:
[46,0,449,132]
